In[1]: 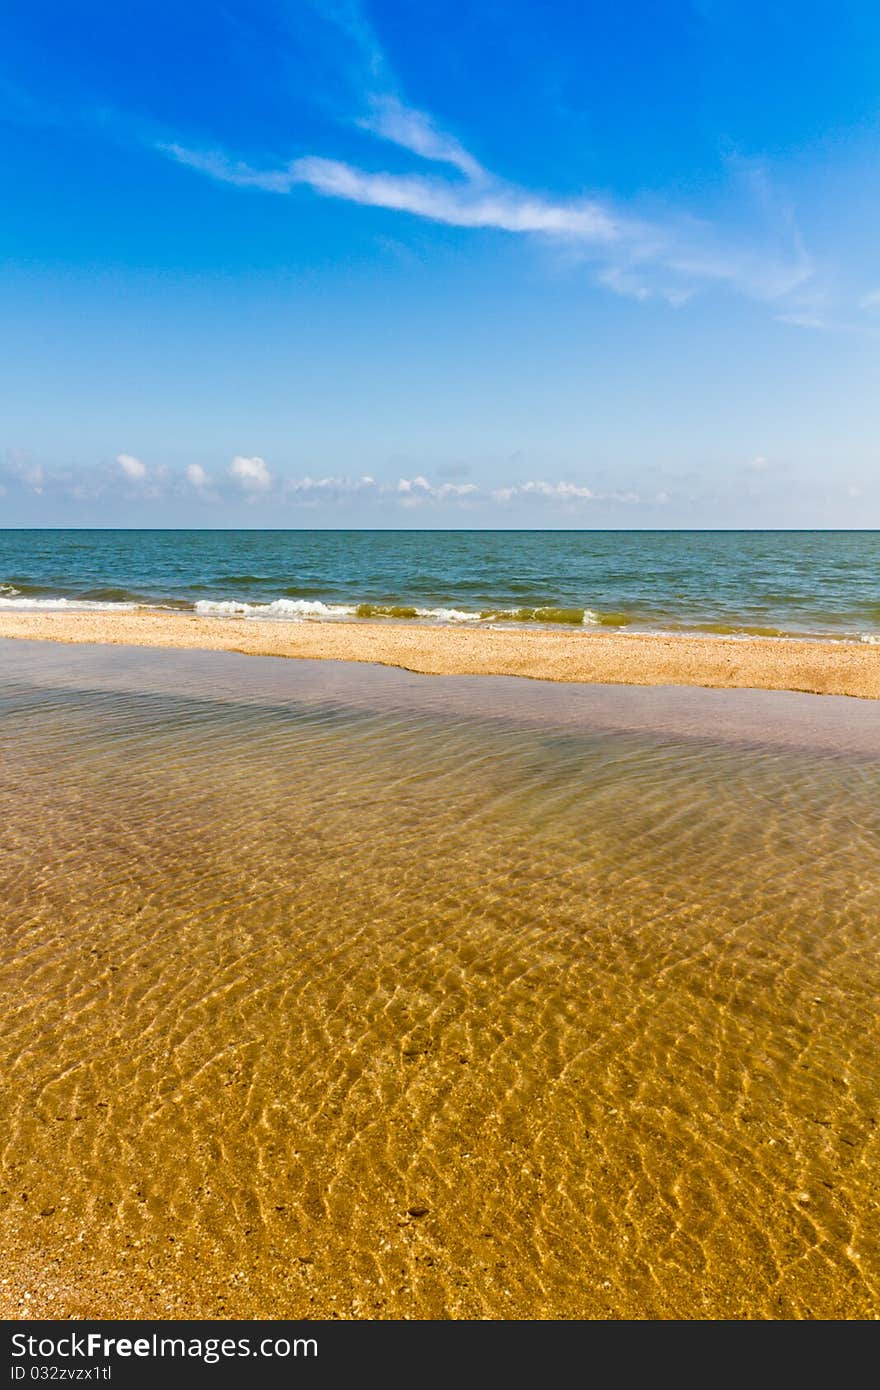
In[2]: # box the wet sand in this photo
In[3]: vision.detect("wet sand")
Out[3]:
[0,609,878,698]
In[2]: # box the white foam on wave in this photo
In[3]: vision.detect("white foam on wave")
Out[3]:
[195,598,489,623]
[414,606,483,623]
[497,611,600,628]
[195,598,357,619]
[860,633,880,645]
[194,598,604,625]
[0,596,137,612]
[0,584,21,596]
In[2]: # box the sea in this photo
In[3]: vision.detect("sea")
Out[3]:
[0,529,878,640]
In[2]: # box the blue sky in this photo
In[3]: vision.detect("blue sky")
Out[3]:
[1,0,879,527]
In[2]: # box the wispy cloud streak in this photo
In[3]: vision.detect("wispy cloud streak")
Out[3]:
[160,144,621,240]
[358,95,484,179]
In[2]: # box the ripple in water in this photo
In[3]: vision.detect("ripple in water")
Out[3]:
[0,643,878,1319]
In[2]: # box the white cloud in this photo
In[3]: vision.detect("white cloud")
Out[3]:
[18,463,45,494]
[283,474,378,500]
[159,144,297,193]
[436,482,478,497]
[596,267,651,301]
[164,145,621,243]
[396,476,478,501]
[522,480,594,499]
[306,0,391,88]
[408,475,643,506]
[117,452,146,480]
[1,451,46,494]
[229,455,272,490]
[4,0,824,322]
[860,290,880,311]
[0,455,673,511]
[359,96,483,179]
[298,156,618,238]
[158,1,822,318]
[160,131,818,309]
[491,480,658,504]
[775,312,828,329]
[750,455,770,472]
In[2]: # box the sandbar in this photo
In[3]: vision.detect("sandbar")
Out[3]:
[0,609,877,698]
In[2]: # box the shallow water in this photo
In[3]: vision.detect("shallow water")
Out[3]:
[1,641,878,1319]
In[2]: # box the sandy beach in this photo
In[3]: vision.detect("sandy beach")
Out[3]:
[0,609,878,698]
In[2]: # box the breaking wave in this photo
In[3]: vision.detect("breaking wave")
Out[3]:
[193,598,602,625]
[0,596,138,612]
[195,598,357,619]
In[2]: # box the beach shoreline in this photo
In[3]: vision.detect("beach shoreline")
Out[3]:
[0,608,877,698]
